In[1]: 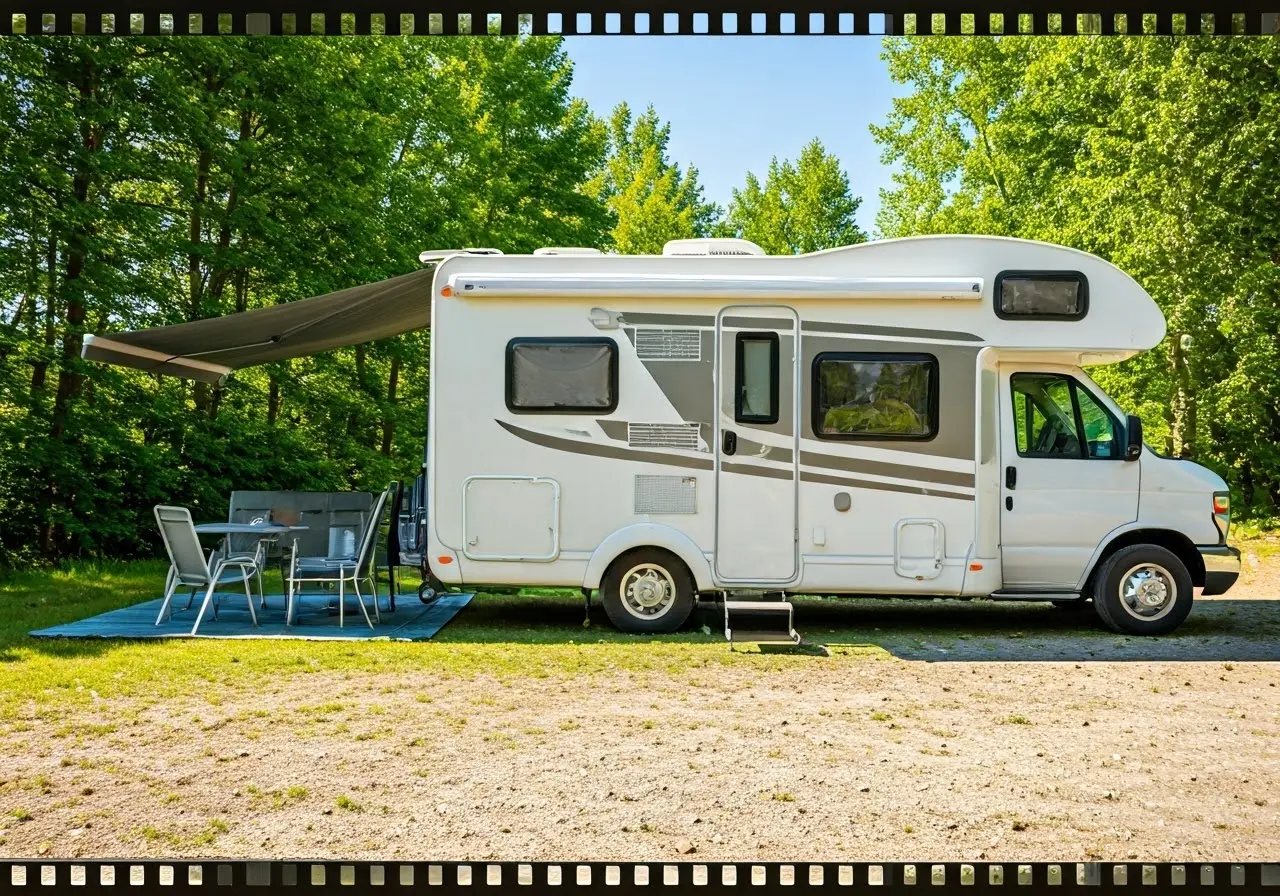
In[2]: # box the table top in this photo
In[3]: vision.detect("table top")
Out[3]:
[194,522,309,535]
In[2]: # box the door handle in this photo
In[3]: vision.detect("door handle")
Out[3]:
[1005,465,1017,490]
[722,430,737,456]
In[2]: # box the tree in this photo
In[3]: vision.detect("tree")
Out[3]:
[722,138,867,254]
[586,103,720,254]
[872,36,1280,510]
[0,35,621,566]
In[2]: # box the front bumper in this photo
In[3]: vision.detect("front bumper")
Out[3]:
[1199,545,1241,596]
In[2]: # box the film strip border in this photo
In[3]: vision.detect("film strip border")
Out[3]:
[3,3,1280,35]
[5,861,1280,893]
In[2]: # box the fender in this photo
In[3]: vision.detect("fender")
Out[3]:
[582,524,716,592]
[1074,522,1200,591]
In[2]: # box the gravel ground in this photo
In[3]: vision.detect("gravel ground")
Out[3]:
[2,559,1277,863]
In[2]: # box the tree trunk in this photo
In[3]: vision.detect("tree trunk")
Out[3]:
[30,234,58,395]
[1169,335,1197,459]
[380,356,400,457]
[233,267,248,314]
[267,373,281,426]
[189,144,212,414]
[41,58,102,558]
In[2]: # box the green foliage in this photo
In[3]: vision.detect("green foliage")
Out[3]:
[822,400,925,437]
[0,36,614,565]
[586,102,720,253]
[722,138,868,254]
[873,36,1280,510]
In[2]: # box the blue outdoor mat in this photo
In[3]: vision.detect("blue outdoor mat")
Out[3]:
[30,590,474,642]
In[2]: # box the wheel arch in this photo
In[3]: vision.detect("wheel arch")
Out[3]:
[582,524,714,592]
[1078,526,1206,592]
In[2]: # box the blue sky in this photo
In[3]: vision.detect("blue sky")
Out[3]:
[562,38,905,234]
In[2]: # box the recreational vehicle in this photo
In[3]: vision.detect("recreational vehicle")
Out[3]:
[83,235,1240,642]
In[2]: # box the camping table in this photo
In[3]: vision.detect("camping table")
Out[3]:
[193,522,309,581]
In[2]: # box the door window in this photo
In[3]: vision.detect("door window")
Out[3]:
[1011,373,1119,459]
[735,332,779,424]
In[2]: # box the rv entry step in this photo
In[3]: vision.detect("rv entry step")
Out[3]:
[723,595,800,648]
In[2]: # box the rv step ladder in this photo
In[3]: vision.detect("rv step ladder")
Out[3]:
[723,595,800,648]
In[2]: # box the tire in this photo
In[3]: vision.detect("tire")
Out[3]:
[1091,544,1194,636]
[600,548,697,634]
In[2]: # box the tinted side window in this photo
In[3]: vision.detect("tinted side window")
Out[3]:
[813,353,937,440]
[506,339,618,413]
[1011,372,1119,458]
[996,272,1088,320]
[1076,387,1119,458]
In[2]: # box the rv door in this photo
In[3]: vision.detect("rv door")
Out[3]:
[713,306,801,584]
[998,367,1139,589]
[398,442,429,567]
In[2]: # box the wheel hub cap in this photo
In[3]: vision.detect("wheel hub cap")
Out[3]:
[1120,563,1176,620]
[620,564,677,619]
[628,574,667,608]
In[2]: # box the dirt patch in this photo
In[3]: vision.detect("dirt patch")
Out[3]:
[2,589,1277,862]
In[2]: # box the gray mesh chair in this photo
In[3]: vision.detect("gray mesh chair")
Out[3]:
[285,487,390,629]
[154,505,260,635]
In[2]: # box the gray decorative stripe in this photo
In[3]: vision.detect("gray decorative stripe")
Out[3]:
[799,450,975,488]
[722,461,793,481]
[801,320,983,342]
[722,316,794,330]
[597,419,629,442]
[498,420,713,470]
[498,421,974,502]
[736,437,794,464]
[622,312,715,328]
[800,470,974,501]
[619,311,981,343]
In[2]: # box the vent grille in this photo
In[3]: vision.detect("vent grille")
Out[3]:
[634,328,701,361]
[627,423,701,451]
[635,475,698,515]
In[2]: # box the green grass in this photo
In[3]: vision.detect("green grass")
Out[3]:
[0,560,883,718]
[3,527,1276,719]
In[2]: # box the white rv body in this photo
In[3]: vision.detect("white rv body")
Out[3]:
[413,235,1239,634]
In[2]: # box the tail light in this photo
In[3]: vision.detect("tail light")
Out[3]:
[1213,491,1231,541]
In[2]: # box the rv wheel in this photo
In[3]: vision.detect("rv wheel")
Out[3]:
[600,549,696,635]
[1091,544,1194,636]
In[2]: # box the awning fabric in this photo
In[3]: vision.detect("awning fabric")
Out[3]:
[82,268,435,383]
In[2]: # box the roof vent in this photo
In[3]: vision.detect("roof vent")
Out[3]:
[533,247,605,256]
[661,238,766,257]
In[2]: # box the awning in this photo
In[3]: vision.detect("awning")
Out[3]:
[82,268,435,383]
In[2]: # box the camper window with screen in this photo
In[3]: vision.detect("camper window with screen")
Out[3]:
[813,352,938,440]
[1012,373,1120,458]
[735,332,780,424]
[995,271,1088,320]
[505,338,618,413]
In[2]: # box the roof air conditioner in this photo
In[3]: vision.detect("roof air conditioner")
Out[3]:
[661,238,766,257]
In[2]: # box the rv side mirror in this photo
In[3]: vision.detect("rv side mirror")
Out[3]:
[1125,415,1143,461]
